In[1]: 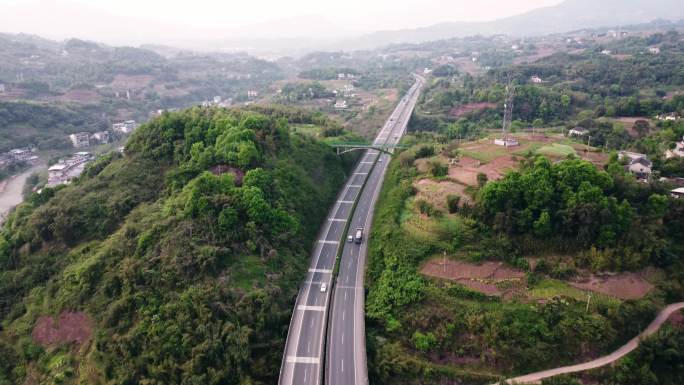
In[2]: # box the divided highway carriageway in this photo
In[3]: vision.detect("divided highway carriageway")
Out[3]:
[278,75,424,385]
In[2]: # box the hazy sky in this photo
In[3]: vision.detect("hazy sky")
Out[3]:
[0,0,564,36]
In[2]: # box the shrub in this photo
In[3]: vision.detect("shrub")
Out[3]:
[446,195,460,213]
[412,331,437,351]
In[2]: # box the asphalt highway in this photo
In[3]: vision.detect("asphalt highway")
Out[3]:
[278,75,424,385]
[325,77,424,385]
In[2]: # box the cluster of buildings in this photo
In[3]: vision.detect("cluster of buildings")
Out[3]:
[47,152,94,187]
[68,131,110,148]
[337,73,357,80]
[112,120,138,134]
[332,84,357,110]
[0,147,39,168]
[201,96,233,108]
[656,113,680,121]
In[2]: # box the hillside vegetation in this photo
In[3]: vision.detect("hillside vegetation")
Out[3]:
[366,135,684,384]
[0,106,354,384]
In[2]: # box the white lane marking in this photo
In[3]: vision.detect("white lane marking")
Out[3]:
[304,369,308,382]
[337,200,354,204]
[286,356,320,364]
[328,218,346,223]
[342,332,344,344]
[354,172,368,175]
[307,341,311,353]
[349,185,363,188]
[308,268,332,273]
[360,162,374,164]
[343,310,345,321]
[341,359,344,373]
[318,240,339,245]
[297,305,326,312]
[345,292,348,301]
[310,318,314,327]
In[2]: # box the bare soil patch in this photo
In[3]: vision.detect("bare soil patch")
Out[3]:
[32,311,93,348]
[111,74,154,91]
[569,273,653,300]
[57,89,100,104]
[449,155,517,187]
[614,117,652,138]
[414,178,471,209]
[422,259,525,296]
[450,102,497,118]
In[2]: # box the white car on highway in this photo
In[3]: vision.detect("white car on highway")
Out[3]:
[320,283,327,292]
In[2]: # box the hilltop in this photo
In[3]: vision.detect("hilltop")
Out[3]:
[0,106,355,384]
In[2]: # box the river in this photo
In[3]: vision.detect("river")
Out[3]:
[0,165,45,224]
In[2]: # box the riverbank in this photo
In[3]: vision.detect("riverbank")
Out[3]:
[0,164,45,224]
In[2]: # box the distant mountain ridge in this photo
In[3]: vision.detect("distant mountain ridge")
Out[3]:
[336,0,684,50]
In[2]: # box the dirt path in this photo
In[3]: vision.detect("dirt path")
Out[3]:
[496,303,684,384]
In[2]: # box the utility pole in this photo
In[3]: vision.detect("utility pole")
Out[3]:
[586,292,592,313]
[443,250,447,273]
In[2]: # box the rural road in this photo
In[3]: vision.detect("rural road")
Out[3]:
[278,75,424,385]
[498,302,684,384]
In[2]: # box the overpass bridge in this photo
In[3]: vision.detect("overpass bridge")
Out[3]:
[328,142,405,156]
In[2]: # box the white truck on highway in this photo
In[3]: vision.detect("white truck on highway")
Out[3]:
[354,228,364,244]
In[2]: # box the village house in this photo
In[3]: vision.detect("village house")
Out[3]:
[569,127,589,137]
[671,187,684,199]
[665,137,684,159]
[90,131,110,145]
[334,100,348,110]
[530,76,543,84]
[619,151,652,180]
[112,120,137,134]
[648,47,661,55]
[247,90,258,98]
[69,132,91,148]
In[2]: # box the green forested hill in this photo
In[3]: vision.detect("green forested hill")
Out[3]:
[0,107,353,384]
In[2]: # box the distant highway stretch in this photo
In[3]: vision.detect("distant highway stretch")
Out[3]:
[498,302,684,384]
[278,75,425,385]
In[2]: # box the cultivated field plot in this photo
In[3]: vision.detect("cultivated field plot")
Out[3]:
[421,259,526,297]
[569,273,653,300]
[450,134,608,187]
[422,258,653,303]
[448,154,517,187]
[414,178,472,210]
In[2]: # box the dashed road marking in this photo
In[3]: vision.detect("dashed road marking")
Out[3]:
[298,305,326,312]
[286,356,320,364]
